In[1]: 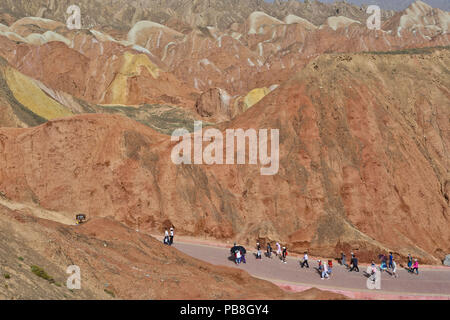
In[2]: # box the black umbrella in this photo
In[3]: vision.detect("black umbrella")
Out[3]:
[230,246,246,254]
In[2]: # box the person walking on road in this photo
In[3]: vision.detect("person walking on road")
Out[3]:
[169,227,174,245]
[411,259,419,275]
[164,229,169,245]
[322,261,329,280]
[341,252,348,268]
[266,243,272,259]
[282,247,288,263]
[380,259,387,272]
[235,250,242,264]
[327,260,333,277]
[388,252,393,270]
[255,242,262,259]
[317,260,323,278]
[391,258,398,278]
[407,254,413,271]
[276,242,281,257]
[349,255,359,272]
[380,254,387,269]
[369,261,377,283]
[301,252,309,268]
[256,248,262,259]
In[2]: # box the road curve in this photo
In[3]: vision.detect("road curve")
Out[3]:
[168,239,450,300]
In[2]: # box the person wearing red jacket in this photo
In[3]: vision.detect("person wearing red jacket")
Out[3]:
[327,260,333,277]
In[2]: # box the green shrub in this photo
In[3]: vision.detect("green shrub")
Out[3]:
[30,265,54,283]
[3,273,10,279]
[365,46,450,56]
[104,289,115,298]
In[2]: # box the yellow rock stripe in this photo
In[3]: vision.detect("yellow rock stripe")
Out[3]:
[5,67,72,120]
[243,87,271,111]
[108,52,160,105]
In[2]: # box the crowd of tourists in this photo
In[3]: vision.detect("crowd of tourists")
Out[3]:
[229,241,421,280]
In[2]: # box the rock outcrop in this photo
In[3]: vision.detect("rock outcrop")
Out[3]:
[0,1,449,268]
[0,203,346,299]
[0,48,448,264]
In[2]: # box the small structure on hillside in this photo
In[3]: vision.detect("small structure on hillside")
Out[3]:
[75,213,86,225]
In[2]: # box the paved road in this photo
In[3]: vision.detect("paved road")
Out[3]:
[171,241,450,299]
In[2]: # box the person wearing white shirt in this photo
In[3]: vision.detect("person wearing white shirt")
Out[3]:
[164,229,169,245]
[276,242,281,257]
[322,262,329,279]
[235,250,242,264]
[169,227,174,245]
[391,259,398,278]
[301,252,309,268]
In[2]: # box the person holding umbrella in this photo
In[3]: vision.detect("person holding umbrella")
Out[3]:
[230,244,247,264]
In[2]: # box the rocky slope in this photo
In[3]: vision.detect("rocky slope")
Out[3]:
[0,201,346,299]
[0,47,448,264]
[0,1,449,270]
[0,2,448,123]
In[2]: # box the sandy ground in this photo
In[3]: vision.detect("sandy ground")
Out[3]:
[0,197,75,225]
